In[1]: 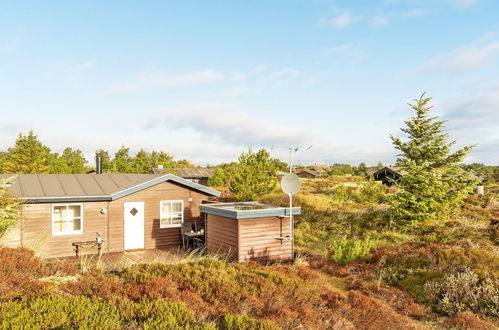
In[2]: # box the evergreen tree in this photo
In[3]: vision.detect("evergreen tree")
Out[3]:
[357,162,368,176]
[229,148,277,201]
[112,146,134,173]
[3,131,51,174]
[47,152,70,174]
[0,152,7,173]
[389,94,477,224]
[151,151,174,169]
[60,147,87,173]
[133,149,153,173]
[208,167,227,187]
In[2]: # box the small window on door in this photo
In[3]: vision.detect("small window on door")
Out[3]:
[160,200,184,228]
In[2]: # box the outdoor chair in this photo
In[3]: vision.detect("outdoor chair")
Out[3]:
[181,222,193,249]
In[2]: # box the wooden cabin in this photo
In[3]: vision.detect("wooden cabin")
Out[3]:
[369,166,407,186]
[296,169,321,179]
[0,173,220,258]
[200,202,301,262]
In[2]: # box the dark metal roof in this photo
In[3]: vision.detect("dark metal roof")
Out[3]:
[371,166,408,177]
[151,168,215,178]
[0,173,220,203]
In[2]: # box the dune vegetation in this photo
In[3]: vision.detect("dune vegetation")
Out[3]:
[0,174,498,329]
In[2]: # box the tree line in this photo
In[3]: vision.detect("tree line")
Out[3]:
[0,131,196,174]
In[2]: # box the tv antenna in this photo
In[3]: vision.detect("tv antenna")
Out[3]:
[288,145,312,173]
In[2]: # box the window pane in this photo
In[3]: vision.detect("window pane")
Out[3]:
[54,206,64,218]
[160,216,170,226]
[161,202,171,213]
[61,220,68,233]
[53,207,64,232]
[172,202,182,213]
[67,205,81,218]
[171,213,182,224]
[71,218,81,231]
[54,220,63,233]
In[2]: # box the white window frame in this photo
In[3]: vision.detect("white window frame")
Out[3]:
[51,203,84,236]
[159,200,184,228]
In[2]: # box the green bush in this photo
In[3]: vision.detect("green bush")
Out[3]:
[219,314,280,330]
[355,178,386,204]
[331,185,349,202]
[327,236,376,265]
[0,295,213,329]
[396,271,444,303]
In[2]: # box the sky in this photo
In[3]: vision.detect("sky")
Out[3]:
[1,0,498,166]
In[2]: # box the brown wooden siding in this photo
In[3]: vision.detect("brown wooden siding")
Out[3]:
[238,216,292,262]
[21,202,108,258]
[205,215,238,260]
[20,181,213,257]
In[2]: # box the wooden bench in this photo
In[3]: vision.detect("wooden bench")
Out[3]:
[72,239,105,257]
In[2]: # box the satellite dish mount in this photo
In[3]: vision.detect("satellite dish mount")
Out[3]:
[280,172,301,244]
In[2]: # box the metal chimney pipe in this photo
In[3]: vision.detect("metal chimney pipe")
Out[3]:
[95,155,102,174]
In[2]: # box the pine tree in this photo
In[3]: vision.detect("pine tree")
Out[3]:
[389,94,478,224]
[112,146,134,173]
[132,149,153,173]
[0,152,7,173]
[229,148,277,201]
[48,152,70,174]
[60,147,87,173]
[3,131,51,174]
[151,151,175,169]
[357,162,368,176]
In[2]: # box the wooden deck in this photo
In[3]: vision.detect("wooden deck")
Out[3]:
[54,247,204,271]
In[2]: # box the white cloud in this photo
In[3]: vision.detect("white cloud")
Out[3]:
[421,40,499,74]
[105,69,222,93]
[440,85,499,164]
[371,15,390,26]
[250,64,268,75]
[320,12,363,29]
[268,68,299,80]
[404,8,428,17]
[141,69,222,88]
[326,43,354,54]
[105,82,138,94]
[227,86,251,98]
[148,104,315,147]
[448,0,480,8]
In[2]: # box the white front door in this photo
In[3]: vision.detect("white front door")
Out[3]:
[124,202,145,250]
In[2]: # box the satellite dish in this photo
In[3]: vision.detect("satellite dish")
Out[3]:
[280,173,301,195]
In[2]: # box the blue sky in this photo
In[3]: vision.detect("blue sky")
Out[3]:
[1,0,498,166]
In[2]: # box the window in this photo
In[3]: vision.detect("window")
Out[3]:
[160,200,184,228]
[52,204,83,235]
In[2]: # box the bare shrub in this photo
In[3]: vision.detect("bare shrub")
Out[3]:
[424,268,499,317]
